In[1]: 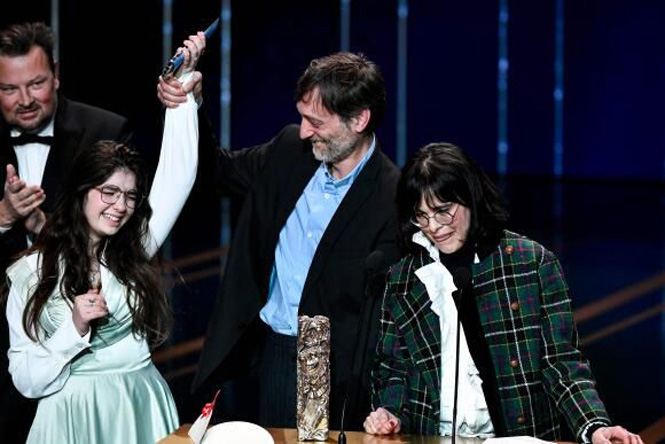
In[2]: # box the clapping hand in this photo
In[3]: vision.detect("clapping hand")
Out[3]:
[0,164,45,228]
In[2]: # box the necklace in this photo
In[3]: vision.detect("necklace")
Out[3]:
[89,262,101,290]
[89,240,107,290]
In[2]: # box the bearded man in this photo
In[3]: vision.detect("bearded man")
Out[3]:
[159,52,400,430]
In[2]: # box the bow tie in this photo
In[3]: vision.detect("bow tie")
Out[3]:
[10,133,55,146]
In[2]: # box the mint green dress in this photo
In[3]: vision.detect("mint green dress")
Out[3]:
[7,254,179,444]
[5,79,198,444]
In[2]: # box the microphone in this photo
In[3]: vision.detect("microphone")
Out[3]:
[162,18,221,76]
[365,250,387,278]
[452,267,471,294]
[451,267,472,444]
[338,251,387,444]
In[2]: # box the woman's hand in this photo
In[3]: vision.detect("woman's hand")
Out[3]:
[592,426,643,444]
[72,289,108,336]
[364,407,401,435]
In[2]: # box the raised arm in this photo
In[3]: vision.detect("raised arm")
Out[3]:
[157,59,286,200]
[144,33,204,256]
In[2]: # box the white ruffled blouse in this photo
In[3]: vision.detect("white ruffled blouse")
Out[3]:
[411,231,495,438]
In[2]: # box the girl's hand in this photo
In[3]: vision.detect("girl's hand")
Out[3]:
[72,289,108,336]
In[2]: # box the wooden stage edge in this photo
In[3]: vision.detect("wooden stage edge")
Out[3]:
[159,424,574,444]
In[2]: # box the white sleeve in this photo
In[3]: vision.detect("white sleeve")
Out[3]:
[6,281,91,399]
[143,72,199,257]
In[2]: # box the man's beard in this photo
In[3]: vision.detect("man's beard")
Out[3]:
[311,132,358,164]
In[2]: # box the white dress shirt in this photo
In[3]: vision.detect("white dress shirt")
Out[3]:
[412,231,495,438]
[11,118,54,189]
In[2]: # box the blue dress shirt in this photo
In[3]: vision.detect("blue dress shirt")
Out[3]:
[259,138,376,335]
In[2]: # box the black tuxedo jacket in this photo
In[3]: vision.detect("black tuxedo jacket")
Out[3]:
[0,95,129,442]
[194,124,401,429]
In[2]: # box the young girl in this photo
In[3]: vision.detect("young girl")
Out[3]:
[4,34,204,444]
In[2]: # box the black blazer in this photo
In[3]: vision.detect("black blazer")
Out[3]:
[194,124,401,429]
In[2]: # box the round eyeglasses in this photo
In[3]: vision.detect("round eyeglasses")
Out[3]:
[95,185,143,209]
[410,204,458,228]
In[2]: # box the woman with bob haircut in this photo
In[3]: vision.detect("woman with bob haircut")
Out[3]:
[364,143,642,444]
[3,34,204,444]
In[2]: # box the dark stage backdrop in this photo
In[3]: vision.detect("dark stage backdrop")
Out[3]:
[3,0,665,438]
[4,0,665,181]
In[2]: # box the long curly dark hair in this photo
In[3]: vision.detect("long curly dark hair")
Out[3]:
[21,141,171,347]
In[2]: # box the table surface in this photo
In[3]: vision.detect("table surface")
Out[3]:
[268,428,487,444]
[159,424,571,444]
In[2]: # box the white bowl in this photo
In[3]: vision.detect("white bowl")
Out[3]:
[201,421,274,444]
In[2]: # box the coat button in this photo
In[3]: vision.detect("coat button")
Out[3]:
[510,302,520,311]
[517,416,527,424]
[504,245,514,255]
[510,359,519,368]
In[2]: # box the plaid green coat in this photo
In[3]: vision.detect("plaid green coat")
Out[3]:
[370,230,611,442]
